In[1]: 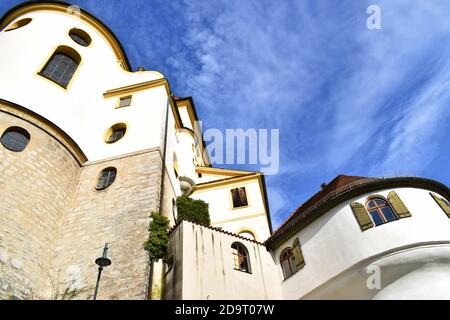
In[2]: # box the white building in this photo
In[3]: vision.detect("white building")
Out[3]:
[0,1,449,300]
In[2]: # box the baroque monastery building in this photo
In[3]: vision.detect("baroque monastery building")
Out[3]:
[0,1,449,300]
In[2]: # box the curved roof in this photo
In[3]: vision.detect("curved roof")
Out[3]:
[265,175,450,249]
[0,0,132,71]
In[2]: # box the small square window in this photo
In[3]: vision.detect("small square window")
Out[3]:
[117,96,132,108]
[231,187,248,208]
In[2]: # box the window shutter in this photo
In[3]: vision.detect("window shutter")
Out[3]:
[430,193,450,218]
[350,202,374,231]
[387,191,411,219]
[292,238,305,268]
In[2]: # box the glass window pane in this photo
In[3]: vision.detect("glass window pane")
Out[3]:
[119,97,132,108]
[381,207,396,222]
[367,200,377,208]
[41,52,78,88]
[369,209,384,226]
[96,168,116,190]
[1,127,30,152]
[282,260,292,278]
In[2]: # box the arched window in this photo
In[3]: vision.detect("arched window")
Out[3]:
[3,18,32,32]
[280,248,297,279]
[231,242,251,273]
[39,46,81,88]
[1,127,30,152]
[366,198,397,226]
[69,28,91,47]
[96,167,117,190]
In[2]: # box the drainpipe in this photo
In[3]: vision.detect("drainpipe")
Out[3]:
[147,93,172,300]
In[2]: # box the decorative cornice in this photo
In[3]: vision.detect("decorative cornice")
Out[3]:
[103,79,170,98]
[195,166,259,177]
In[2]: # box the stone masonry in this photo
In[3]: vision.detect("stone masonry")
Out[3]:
[0,108,170,300]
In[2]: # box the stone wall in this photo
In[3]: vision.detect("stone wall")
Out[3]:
[52,149,163,300]
[0,110,80,299]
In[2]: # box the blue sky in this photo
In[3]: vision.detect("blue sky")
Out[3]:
[1,0,449,227]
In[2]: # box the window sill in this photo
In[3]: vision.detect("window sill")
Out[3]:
[233,268,252,275]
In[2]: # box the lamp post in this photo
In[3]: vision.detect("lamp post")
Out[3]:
[93,243,112,300]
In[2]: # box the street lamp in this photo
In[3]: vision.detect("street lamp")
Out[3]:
[93,243,112,300]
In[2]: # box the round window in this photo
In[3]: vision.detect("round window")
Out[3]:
[96,167,117,190]
[105,123,127,144]
[0,127,30,152]
[4,18,32,32]
[69,28,91,47]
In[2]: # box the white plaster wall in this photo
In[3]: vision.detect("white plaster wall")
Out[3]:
[174,130,196,181]
[178,106,193,130]
[175,221,282,300]
[192,179,271,240]
[273,187,450,299]
[302,244,450,300]
[0,10,167,161]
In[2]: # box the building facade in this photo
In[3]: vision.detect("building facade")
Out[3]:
[0,2,449,300]
[0,1,272,300]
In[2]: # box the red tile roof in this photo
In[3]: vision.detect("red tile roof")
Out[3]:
[268,175,374,240]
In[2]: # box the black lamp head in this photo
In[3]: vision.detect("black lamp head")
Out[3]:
[95,243,112,267]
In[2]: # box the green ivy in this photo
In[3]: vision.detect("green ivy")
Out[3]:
[144,212,170,262]
[176,195,210,226]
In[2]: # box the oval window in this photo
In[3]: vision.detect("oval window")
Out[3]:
[96,167,117,190]
[105,123,127,144]
[4,18,32,32]
[69,28,91,47]
[0,127,30,152]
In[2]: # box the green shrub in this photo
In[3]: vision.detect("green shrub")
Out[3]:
[144,212,170,262]
[176,195,210,226]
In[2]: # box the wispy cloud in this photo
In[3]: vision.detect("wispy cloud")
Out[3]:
[2,0,448,227]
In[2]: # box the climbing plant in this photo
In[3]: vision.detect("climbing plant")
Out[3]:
[176,195,210,226]
[144,212,170,262]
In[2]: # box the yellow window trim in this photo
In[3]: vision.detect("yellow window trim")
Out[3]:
[103,122,128,144]
[236,228,258,241]
[229,186,251,210]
